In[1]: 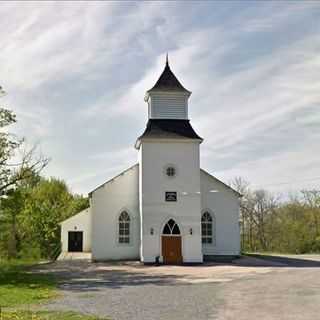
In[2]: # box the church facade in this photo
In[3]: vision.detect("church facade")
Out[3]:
[60,59,241,264]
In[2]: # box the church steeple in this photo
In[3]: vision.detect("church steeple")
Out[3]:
[135,55,202,149]
[144,55,191,120]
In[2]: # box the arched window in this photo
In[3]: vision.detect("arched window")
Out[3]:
[162,219,180,235]
[201,211,214,244]
[119,211,130,244]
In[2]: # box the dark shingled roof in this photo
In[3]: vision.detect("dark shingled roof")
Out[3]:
[136,119,203,144]
[147,60,190,93]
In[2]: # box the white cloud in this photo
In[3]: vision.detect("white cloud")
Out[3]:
[0,1,319,195]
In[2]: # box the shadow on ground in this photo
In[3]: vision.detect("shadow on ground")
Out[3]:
[241,254,320,267]
[31,254,320,293]
[33,262,189,291]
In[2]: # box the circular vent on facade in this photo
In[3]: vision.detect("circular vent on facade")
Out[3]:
[165,165,176,178]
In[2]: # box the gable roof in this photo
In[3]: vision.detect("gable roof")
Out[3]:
[59,207,90,225]
[200,168,242,197]
[147,60,190,94]
[135,119,203,149]
[88,164,138,196]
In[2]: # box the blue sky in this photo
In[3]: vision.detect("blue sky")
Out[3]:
[1,1,320,196]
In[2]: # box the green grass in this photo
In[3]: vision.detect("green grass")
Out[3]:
[0,260,109,319]
[0,259,57,307]
[0,310,109,320]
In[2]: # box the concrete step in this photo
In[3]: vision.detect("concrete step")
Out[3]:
[57,251,92,261]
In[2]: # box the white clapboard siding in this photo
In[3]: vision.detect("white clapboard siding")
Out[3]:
[149,94,188,119]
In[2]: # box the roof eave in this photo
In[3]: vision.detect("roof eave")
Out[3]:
[88,164,139,196]
[200,168,242,198]
[145,88,192,97]
[135,137,203,149]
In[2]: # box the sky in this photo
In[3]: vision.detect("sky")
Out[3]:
[0,1,320,197]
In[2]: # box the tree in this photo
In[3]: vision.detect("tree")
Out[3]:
[0,87,48,196]
[251,190,278,251]
[0,86,49,258]
[0,189,24,258]
[0,173,89,259]
[230,177,251,251]
[22,178,89,258]
[231,177,278,252]
[231,175,320,254]
[0,170,41,258]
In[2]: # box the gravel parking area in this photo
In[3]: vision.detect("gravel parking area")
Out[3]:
[34,255,320,320]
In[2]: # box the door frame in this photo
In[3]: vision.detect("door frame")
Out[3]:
[68,231,83,252]
[160,218,183,264]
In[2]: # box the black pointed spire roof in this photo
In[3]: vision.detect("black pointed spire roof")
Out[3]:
[147,55,190,94]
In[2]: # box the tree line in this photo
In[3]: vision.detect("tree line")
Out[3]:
[0,87,88,260]
[232,177,320,254]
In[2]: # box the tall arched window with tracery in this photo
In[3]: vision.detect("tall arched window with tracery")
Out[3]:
[119,211,130,244]
[201,211,215,244]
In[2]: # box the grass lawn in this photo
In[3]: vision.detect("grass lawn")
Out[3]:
[0,259,56,308]
[0,260,110,319]
[0,310,108,320]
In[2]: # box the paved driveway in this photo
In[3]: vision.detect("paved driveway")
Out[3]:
[34,255,320,320]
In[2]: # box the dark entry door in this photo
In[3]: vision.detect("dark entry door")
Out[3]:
[68,231,83,252]
[162,236,182,264]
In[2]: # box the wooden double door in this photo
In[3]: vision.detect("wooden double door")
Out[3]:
[162,236,182,264]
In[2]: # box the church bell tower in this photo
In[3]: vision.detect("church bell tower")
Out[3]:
[136,56,203,264]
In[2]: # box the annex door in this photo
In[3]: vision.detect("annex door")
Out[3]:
[162,219,182,264]
[68,231,83,252]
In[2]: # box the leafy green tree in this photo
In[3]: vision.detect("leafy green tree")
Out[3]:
[0,87,89,259]
[70,194,90,214]
[233,175,320,254]
[22,178,88,258]
[0,86,48,258]
[0,171,41,259]
[0,107,19,193]
[0,189,24,258]
[0,87,48,195]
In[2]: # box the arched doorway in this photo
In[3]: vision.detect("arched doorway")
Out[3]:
[161,219,182,264]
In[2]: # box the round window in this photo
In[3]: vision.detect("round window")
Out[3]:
[166,166,176,177]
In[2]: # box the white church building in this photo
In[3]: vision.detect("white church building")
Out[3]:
[60,58,241,264]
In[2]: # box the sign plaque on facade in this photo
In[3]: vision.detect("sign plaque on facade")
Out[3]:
[165,191,177,202]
